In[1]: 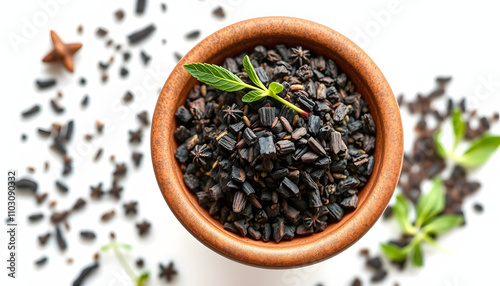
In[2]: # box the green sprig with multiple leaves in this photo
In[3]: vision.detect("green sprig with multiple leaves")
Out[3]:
[434,108,500,167]
[381,177,463,267]
[101,239,149,286]
[184,55,309,118]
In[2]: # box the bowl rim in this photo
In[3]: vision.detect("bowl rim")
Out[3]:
[151,16,403,268]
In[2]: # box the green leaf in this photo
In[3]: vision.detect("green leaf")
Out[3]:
[452,108,465,148]
[184,63,248,92]
[137,272,149,286]
[269,82,284,95]
[380,243,408,261]
[433,129,448,158]
[101,243,111,251]
[394,195,415,234]
[423,214,463,235]
[457,135,500,167]
[423,234,449,254]
[412,243,424,267]
[416,177,445,227]
[242,55,266,90]
[242,90,266,103]
[117,243,132,250]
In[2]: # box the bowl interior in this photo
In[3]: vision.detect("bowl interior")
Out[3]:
[152,17,402,268]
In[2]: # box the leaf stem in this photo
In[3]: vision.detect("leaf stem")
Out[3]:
[111,242,137,283]
[269,93,309,118]
[242,83,263,92]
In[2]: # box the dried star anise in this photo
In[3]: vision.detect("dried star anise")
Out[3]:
[222,104,243,124]
[90,183,104,199]
[290,46,310,66]
[303,208,321,229]
[123,201,138,215]
[191,144,212,169]
[136,220,151,236]
[109,180,123,199]
[159,261,178,282]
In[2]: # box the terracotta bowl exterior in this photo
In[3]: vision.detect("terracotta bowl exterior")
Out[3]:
[151,17,403,268]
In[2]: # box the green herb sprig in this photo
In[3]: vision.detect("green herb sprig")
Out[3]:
[101,239,149,286]
[381,177,463,267]
[434,108,500,167]
[184,55,309,118]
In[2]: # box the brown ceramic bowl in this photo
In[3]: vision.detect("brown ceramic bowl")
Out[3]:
[151,17,403,268]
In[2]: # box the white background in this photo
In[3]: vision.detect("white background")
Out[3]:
[1,0,500,285]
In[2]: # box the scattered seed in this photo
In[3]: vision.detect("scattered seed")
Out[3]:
[128,24,156,44]
[185,30,200,40]
[35,256,48,266]
[114,9,124,21]
[140,50,151,65]
[55,224,67,251]
[80,230,96,240]
[38,232,51,245]
[136,220,151,236]
[96,27,107,37]
[212,6,225,19]
[36,79,56,89]
[21,104,41,118]
[72,262,99,286]
[136,0,147,14]
[101,210,115,222]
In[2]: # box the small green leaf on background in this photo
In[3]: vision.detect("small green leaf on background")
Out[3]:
[416,177,445,227]
[117,243,132,250]
[423,215,464,235]
[433,129,448,158]
[452,108,465,148]
[457,135,500,167]
[137,272,149,286]
[380,243,408,261]
[412,243,424,267]
[394,194,414,234]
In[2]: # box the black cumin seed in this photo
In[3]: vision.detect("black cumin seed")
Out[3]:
[55,180,69,193]
[185,30,201,40]
[38,232,51,245]
[16,178,38,193]
[96,27,108,37]
[128,24,156,44]
[473,202,484,213]
[72,262,99,286]
[140,50,151,65]
[212,6,225,19]
[56,224,67,251]
[81,95,89,108]
[120,67,129,78]
[35,256,48,266]
[80,230,96,240]
[137,111,149,126]
[136,0,147,14]
[36,79,56,89]
[28,213,44,222]
[115,9,124,21]
[21,104,41,118]
[123,91,133,102]
[132,152,143,167]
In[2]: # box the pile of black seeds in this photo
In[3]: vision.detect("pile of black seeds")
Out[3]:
[16,0,226,284]
[175,44,376,242]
